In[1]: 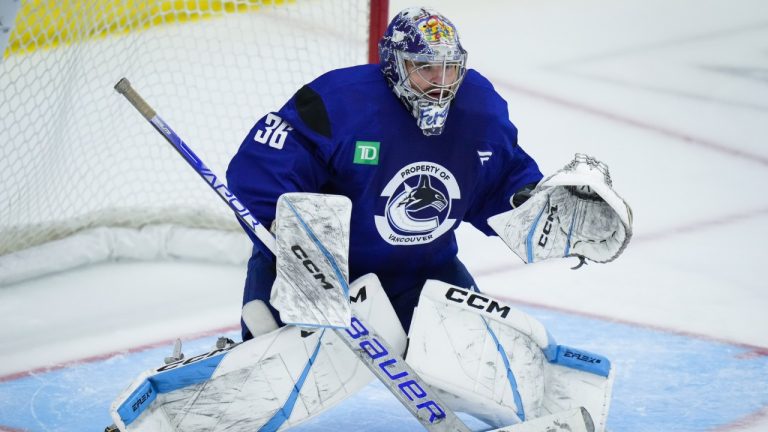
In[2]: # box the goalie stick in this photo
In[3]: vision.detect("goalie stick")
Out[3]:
[113,78,471,432]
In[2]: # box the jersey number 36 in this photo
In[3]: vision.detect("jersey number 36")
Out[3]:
[254,113,293,149]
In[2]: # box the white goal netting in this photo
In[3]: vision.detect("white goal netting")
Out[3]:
[0,0,376,284]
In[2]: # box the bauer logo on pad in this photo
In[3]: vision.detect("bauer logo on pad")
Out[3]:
[354,141,380,165]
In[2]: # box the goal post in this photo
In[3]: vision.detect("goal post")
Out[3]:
[368,0,390,64]
[0,0,389,285]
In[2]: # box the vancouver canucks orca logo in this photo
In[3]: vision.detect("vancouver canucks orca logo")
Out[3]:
[388,175,447,233]
[375,162,461,245]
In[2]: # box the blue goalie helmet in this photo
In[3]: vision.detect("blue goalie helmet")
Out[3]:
[379,7,468,136]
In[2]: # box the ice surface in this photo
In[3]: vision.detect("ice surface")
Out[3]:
[1,0,768,430]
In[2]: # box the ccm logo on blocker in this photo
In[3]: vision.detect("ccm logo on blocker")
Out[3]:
[291,245,334,290]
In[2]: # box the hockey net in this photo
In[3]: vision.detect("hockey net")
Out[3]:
[0,0,388,284]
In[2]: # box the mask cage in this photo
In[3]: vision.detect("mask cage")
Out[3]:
[394,50,467,106]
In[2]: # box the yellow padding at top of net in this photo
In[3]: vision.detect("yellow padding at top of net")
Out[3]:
[4,0,292,58]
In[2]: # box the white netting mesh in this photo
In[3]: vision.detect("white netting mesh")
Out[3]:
[0,0,371,263]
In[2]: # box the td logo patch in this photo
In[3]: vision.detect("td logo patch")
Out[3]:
[354,141,380,165]
[375,162,460,245]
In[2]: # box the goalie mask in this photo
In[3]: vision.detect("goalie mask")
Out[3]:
[379,8,468,136]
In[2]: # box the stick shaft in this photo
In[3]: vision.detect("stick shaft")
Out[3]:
[114,78,276,255]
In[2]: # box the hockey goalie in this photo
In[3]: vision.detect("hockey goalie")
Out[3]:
[107,153,630,431]
[109,5,632,431]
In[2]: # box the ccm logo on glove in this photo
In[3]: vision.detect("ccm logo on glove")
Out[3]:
[538,204,558,247]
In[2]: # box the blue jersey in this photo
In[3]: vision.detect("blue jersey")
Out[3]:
[227,64,542,294]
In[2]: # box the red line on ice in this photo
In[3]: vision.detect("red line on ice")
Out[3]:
[486,294,768,355]
[711,405,768,431]
[0,324,239,383]
[636,207,768,242]
[0,426,28,432]
[493,79,768,168]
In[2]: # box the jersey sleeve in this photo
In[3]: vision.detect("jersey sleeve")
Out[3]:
[464,121,543,236]
[226,110,331,247]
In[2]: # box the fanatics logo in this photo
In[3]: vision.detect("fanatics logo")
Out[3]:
[354,141,380,165]
[477,150,492,165]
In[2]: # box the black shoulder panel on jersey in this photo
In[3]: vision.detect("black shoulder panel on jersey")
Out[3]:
[294,85,332,138]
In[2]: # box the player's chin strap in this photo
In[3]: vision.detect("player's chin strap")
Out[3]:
[488,153,633,267]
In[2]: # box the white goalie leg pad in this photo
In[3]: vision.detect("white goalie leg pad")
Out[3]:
[406,281,613,431]
[110,274,405,431]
